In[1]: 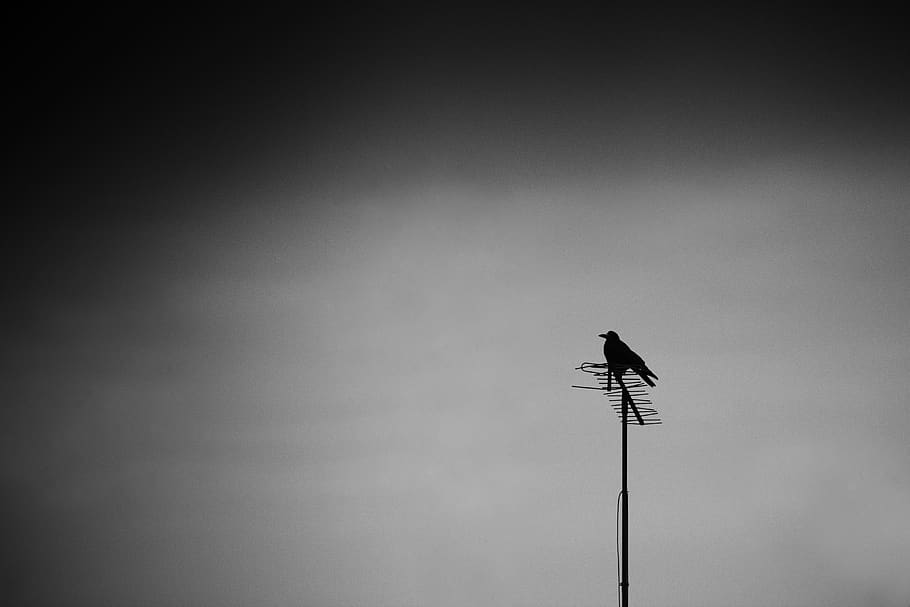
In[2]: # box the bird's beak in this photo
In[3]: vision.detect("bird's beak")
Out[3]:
[597,334,607,339]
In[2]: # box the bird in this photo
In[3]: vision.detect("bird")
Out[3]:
[598,331,658,387]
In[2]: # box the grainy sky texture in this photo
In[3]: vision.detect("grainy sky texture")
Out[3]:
[6,7,910,607]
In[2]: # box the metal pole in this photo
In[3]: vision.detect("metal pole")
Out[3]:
[621,384,629,607]
[574,362,660,607]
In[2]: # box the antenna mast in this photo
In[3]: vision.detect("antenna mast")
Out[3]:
[573,362,661,607]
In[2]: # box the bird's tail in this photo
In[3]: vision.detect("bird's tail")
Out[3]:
[637,373,656,387]
[636,367,657,387]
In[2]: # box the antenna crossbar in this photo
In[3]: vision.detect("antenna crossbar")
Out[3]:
[573,362,663,425]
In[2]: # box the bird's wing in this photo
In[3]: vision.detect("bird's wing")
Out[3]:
[619,343,646,366]
[623,345,658,379]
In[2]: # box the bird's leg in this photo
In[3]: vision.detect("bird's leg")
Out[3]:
[611,368,624,393]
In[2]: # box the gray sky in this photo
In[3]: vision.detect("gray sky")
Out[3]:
[6,7,910,607]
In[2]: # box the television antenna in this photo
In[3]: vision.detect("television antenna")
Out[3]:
[572,362,662,607]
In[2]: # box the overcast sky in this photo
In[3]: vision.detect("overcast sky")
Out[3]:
[6,7,910,607]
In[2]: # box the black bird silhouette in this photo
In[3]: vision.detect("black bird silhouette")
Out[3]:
[598,331,658,387]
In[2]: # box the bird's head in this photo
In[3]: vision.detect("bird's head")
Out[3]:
[598,331,619,341]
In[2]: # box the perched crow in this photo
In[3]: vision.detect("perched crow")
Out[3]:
[598,331,659,387]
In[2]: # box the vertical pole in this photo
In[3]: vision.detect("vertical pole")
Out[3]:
[621,383,629,607]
